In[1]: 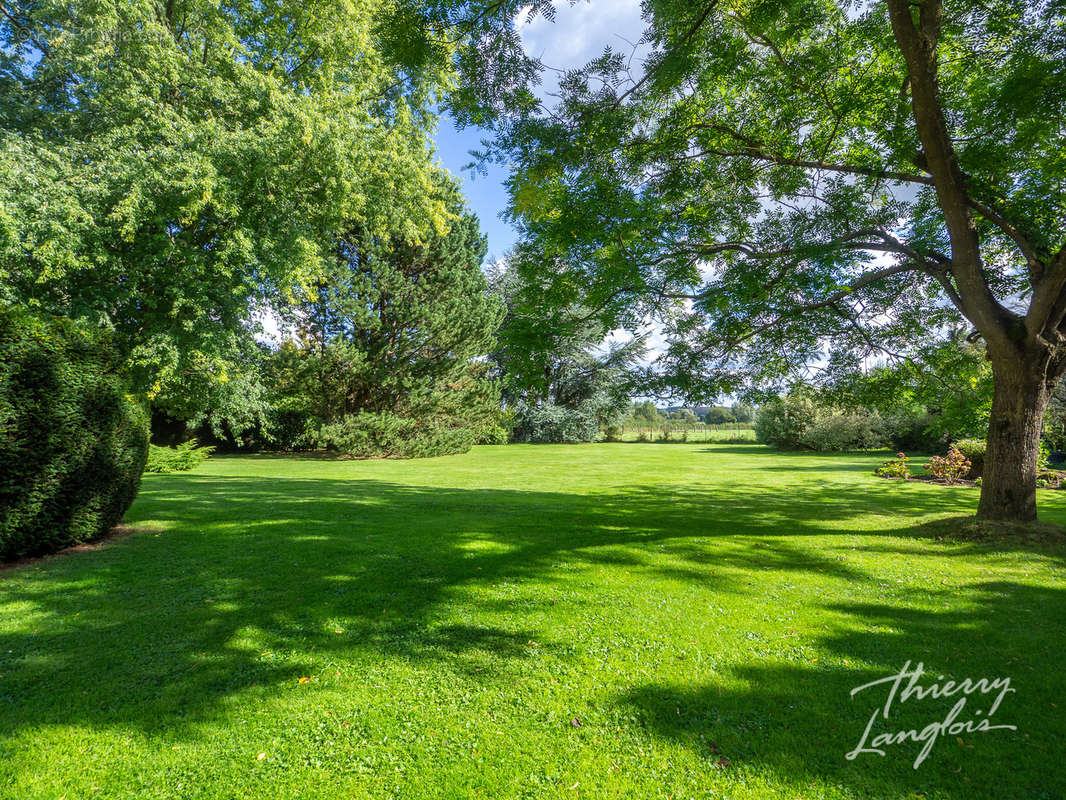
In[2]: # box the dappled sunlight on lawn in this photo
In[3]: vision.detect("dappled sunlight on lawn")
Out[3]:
[1,444,1064,799]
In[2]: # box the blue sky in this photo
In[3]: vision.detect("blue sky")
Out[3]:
[434,114,517,263]
[431,0,647,263]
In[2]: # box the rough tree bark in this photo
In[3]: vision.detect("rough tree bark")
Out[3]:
[979,352,1057,522]
[887,0,1065,523]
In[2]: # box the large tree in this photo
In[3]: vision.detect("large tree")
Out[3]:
[446,0,1066,522]
[268,177,503,436]
[0,0,451,410]
[488,245,645,435]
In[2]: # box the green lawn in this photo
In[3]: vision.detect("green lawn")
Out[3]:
[2,444,1064,799]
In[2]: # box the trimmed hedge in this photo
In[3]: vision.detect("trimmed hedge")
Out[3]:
[0,309,149,560]
[320,411,474,458]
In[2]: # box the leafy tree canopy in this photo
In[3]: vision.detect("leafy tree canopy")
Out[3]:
[703,407,735,425]
[816,333,992,441]
[267,175,503,437]
[0,0,455,409]
[445,0,1066,521]
[489,244,645,421]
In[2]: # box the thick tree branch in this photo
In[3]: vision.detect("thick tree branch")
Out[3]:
[886,0,1014,346]
[682,122,937,186]
[966,196,1041,278]
[707,262,921,353]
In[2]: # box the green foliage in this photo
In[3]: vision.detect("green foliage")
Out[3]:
[145,441,214,474]
[819,339,992,445]
[320,412,474,459]
[511,402,601,444]
[264,409,320,452]
[1042,380,1066,451]
[457,0,1066,405]
[952,439,986,479]
[474,424,511,446]
[802,414,887,453]
[450,0,1066,521]
[669,408,699,423]
[731,403,755,424]
[703,407,735,425]
[757,390,887,451]
[880,411,949,455]
[265,179,503,457]
[629,401,664,427]
[875,453,912,480]
[926,447,972,485]
[488,252,642,438]
[755,393,819,450]
[0,0,452,416]
[0,309,148,560]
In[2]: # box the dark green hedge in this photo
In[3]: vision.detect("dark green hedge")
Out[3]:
[0,309,149,561]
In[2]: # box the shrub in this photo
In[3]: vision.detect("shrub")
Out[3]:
[320,411,474,458]
[474,424,510,445]
[876,453,911,479]
[145,440,214,473]
[511,402,600,444]
[755,394,818,449]
[952,439,985,479]
[881,411,950,454]
[0,309,149,560]
[266,408,319,451]
[802,413,887,452]
[926,446,971,484]
[757,393,887,452]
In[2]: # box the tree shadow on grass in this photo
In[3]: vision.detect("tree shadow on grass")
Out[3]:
[0,469,1063,796]
[622,580,1066,800]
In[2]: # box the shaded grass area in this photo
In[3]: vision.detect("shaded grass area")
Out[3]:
[1,444,1064,799]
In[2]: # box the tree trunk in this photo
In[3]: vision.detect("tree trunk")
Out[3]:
[977,358,1052,522]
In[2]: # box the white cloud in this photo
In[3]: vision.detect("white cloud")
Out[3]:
[516,0,648,96]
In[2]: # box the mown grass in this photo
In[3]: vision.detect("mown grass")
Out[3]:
[1,444,1064,799]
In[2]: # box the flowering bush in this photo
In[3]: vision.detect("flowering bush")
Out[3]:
[875,453,911,479]
[926,446,971,485]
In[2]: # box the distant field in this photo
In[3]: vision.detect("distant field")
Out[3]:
[615,425,757,442]
[2,444,1064,799]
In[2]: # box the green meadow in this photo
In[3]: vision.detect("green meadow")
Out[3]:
[2,444,1064,799]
